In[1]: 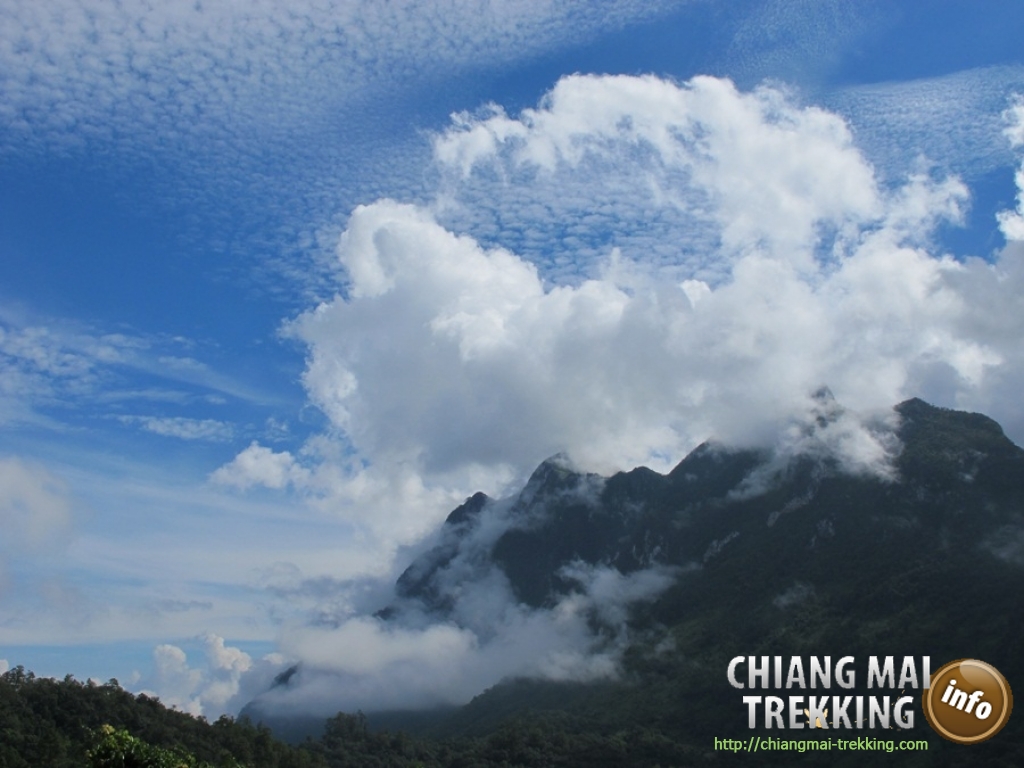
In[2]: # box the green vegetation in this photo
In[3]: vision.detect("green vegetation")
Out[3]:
[88,724,221,768]
[0,667,322,768]
[0,668,710,767]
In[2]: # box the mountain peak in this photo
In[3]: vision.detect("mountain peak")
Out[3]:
[811,385,835,403]
[896,397,1012,443]
[443,491,491,528]
[515,452,589,508]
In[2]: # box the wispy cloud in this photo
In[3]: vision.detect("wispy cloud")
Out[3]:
[721,0,884,86]
[118,415,235,442]
[0,457,74,594]
[242,481,680,717]
[0,309,278,430]
[0,320,137,424]
[0,454,380,649]
[251,560,677,717]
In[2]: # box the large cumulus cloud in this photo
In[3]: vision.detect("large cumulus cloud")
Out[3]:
[214,74,1024,716]
[271,75,1019,485]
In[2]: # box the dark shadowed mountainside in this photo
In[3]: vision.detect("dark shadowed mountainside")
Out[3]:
[244,397,1024,766]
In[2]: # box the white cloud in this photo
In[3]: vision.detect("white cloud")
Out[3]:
[217,74,1024,715]
[997,98,1024,241]
[237,478,683,716]
[285,192,986,484]
[147,644,205,716]
[252,561,676,716]
[826,66,1024,183]
[0,457,73,553]
[723,0,877,82]
[0,309,274,430]
[210,442,311,490]
[119,415,235,442]
[430,76,892,296]
[0,320,111,424]
[436,74,880,270]
[212,73,1024,576]
[0,0,676,155]
[133,633,272,718]
[211,436,512,564]
[0,456,74,596]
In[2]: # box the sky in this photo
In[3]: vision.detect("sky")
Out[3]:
[2,0,1024,718]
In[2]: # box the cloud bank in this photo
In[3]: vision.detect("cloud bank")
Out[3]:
[257,564,674,717]
[211,73,1024,717]
[132,633,283,718]
[250,488,680,717]
[278,75,1018,481]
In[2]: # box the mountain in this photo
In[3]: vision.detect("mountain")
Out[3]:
[391,443,766,613]
[247,397,1024,765]
[391,395,1023,621]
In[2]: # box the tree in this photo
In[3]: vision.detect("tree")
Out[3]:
[87,724,223,768]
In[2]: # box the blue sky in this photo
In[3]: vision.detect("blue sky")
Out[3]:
[2,0,1024,716]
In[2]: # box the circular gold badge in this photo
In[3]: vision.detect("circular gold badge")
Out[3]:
[922,659,1013,744]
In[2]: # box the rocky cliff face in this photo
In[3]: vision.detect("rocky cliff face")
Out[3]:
[392,397,1024,623]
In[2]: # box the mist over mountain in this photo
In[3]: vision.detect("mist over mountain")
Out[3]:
[241,393,1024,765]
